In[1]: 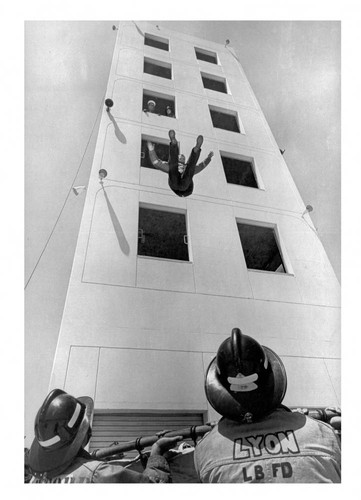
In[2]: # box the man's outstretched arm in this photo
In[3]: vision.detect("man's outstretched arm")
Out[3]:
[147,141,169,173]
[194,151,214,175]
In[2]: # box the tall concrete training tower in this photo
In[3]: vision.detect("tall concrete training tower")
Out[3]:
[49,21,340,452]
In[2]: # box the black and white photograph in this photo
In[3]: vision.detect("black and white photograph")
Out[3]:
[12,3,358,492]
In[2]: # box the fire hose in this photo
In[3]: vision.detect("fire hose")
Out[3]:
[91,423,216,460]
[292,407,341,427]
[91,406,341,460]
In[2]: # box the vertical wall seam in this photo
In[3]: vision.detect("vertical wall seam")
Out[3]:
[94,347,101,405]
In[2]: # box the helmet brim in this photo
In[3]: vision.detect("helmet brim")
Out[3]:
[28,396,94,476]
[205,346,287,421]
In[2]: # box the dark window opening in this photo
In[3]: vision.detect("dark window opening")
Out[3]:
[210,108,240,133]
[237,222,286,273]
[221,155,258,188]
[144,59,172,79]
[201,75,227,93]
[195,48,217,64]
[144,34,169,51]
[143,92,175,118]
[138,207,189,261]
[141,138,169,169]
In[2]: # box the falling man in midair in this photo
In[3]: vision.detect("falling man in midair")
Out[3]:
[147,130,214,197]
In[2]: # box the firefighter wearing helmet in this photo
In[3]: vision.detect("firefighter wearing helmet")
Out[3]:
[27,389,181,483]
[194,328,341,483]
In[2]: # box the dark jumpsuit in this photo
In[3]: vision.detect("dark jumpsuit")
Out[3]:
[167,141,201,197]
[149,141,201,198]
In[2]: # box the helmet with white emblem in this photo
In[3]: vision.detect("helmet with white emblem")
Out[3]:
[28,389,94,477]
[205,328,287,423]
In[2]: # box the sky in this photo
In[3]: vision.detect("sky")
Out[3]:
[156,20,341,279]
[24,21,118,446]
[23,20,341,448]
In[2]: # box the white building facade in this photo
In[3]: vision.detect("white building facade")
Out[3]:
[49,22,340,451]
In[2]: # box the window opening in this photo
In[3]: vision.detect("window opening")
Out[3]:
[143,91,175,118]
[141,138,169,169]
[138,207,189,261]
[201,73,227,93]
[237,222,286,273]
[144,33,169,51]
[209,106,240,133]
[221,154,258,188]
[144,58,172,79]
[195,47,218,64]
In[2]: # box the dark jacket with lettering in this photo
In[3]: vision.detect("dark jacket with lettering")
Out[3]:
[194,408,341,483]
[29,450,171,483]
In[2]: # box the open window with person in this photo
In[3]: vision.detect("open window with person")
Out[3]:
[140,137,169,169]
[146,130,214,198]
[142,92,176,118]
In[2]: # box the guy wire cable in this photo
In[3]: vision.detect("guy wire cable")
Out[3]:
[25,92,106,290]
